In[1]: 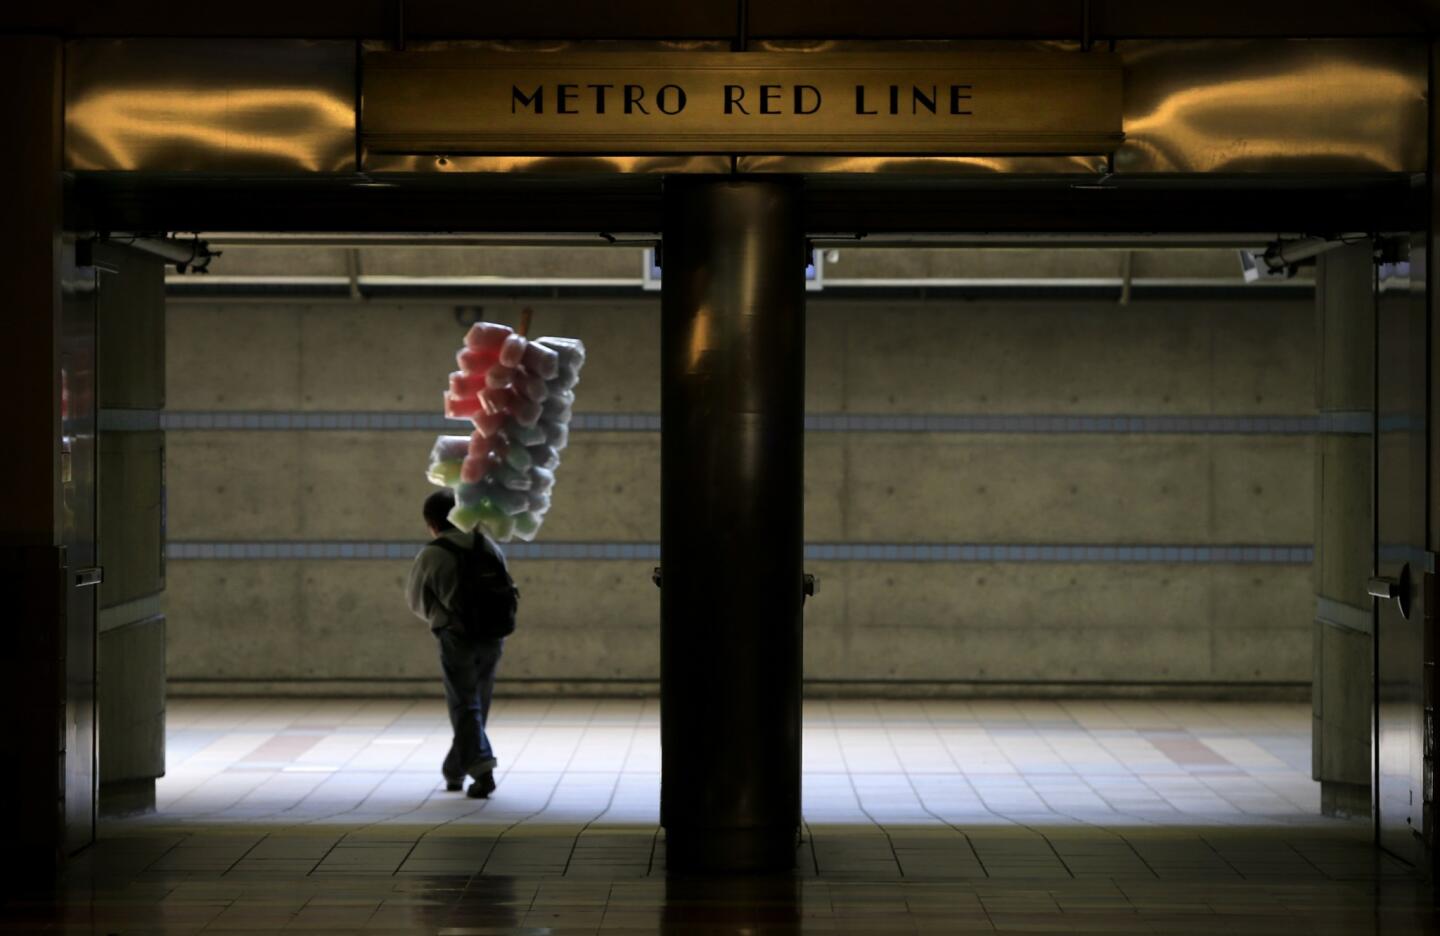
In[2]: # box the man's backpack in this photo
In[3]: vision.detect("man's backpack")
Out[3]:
[429,534,519,640]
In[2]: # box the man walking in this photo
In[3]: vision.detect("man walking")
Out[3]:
[406,489,516,799]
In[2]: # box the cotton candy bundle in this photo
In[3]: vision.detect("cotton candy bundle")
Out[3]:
[427,318,585,541]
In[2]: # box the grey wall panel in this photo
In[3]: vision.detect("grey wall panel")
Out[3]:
[843,434,1311,544]
[93,241,168,805]
[1316,435,1374,608]
[95,244,165,409]
[297,304,480,412]
[1310,243,1376,815]
[828,300,1313,416]
[164,558,661,682]
[97,617,165,784]
[165,432,304,541]
[165,560,309,680]
[165,430,662,543]
[165,557,1310,685]
[166,305,303,410]
[810,561,1309,683]
[1313,622,1371,783]
[98,432,165,607]
[1209,437,1315,544]
[1209,305,1318,414]
[166,300,662,414]
[1212,564,1316,634]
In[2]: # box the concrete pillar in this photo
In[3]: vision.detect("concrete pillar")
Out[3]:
[1312,240,1376,818]
[0,36,68,878]
[95,244,168,816]
[659,177,805,873]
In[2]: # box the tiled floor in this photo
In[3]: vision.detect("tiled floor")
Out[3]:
[7,698,1440,934]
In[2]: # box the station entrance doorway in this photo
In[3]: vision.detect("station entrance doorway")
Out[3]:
[4,36,1436,898]
[41,174,1431,880]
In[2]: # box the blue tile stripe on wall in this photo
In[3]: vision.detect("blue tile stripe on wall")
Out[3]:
[98,408,164,432]
[166,541,1313,564]
[125,410,1375,435]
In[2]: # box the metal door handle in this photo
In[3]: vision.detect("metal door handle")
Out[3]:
[1368,563,1411,619]
[1368,577,1400,600]
[74,567,104,588]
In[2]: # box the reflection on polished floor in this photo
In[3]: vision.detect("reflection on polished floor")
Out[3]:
[7,698,1439,934]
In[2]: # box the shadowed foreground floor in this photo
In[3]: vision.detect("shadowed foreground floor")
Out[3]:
[4,698,1437,934]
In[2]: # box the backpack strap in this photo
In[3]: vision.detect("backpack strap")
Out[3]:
[429,536,463,560]
[473,532,515,585]
[430,534,513,586]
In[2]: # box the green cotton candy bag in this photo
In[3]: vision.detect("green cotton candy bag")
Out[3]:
[480,512,516,541]
[447,502,485,532]
[511,511,541,542]
[428,459,463,488]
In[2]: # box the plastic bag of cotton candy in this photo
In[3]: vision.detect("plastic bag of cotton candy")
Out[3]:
[428,312,585,541]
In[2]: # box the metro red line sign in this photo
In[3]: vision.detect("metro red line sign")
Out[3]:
[362,51,1123,157]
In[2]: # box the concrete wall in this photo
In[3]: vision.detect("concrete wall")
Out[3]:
[163,270,1318,695]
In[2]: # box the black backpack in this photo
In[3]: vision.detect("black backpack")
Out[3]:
[429,534,519,640]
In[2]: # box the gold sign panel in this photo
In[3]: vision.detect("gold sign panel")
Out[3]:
[362,51,1123,157]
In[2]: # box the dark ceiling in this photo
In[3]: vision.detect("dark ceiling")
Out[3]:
[12,0,1440,39]
[68,172,1421,236]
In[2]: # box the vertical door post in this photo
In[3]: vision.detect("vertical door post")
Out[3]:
[0,36,69,880]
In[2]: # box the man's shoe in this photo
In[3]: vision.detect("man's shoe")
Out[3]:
[466,772,497,799]
[444,780,464,792]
